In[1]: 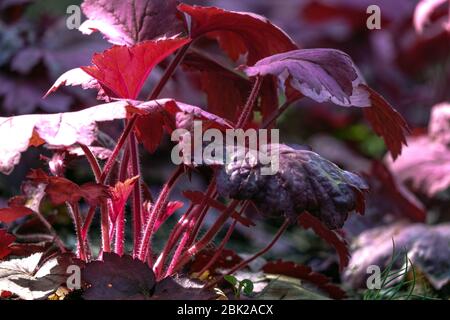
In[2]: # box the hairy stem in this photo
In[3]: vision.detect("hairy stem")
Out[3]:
[209,219,290,288]
[67,202,87,261]
[100,201,111,253]
[153,204,194,277]
[137,166,184,262]
[129,132,143,257]
[173,200,241,272]
[236,76,263,129]
[100,116,138,184]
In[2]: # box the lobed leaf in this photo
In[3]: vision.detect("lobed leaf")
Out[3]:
[243,49,409,158]
[298,212,350,270]
[178,4,297,64]
[80,0,184,45]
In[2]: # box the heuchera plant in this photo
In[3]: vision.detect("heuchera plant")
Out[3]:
[0,1,410,299]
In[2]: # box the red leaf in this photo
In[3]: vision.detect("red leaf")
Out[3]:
[298,212,350,270]
[362,85,410,160]
[183,191,255,227]
[0,230,15,260]
[0,206,34,223]
[134,112,165,154]
[182,51,252,122]
[110,176,140,222]
[262,260,347,300]
[81,38,190,99]
[178,4,297,64]
[27,169,110,206]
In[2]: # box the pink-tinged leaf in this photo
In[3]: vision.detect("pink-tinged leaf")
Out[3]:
[298,212,350,270]
[178,4,297,64]
[371,162,426,222]
[362,85,410,160]
[414,0,448,34]
[0,206,34,223]
[428,102,450,145]
[0,99,231,174]
[343,222,450,290]
[81,38,190,99]
[0,230,16,260]
[386,102,450,196]
[183,191,255,227]
[0,100,127,175]
[262,260,347,300]
[110,176,140,222]
[387,136,450,197]
[44,68,101,99]
[153,201,184,232]
[80,0,184,45]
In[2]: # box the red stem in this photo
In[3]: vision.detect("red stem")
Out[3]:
[173,200,241,272]
[236,76,263,129]
[79,144,102,182]
[197,220,237,277]
[137,166,184,262]
[153,204,194,276]
[100,115,138,184]
[67,202,87,261]
[209,219,290,288]
[129,132,143,256]
[146,43,191,101]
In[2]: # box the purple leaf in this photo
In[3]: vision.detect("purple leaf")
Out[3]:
[217,144,368,229]
[82,253,156,300]
[242,49,410,159]
[242,48,370,107]
[80,0,184,45]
